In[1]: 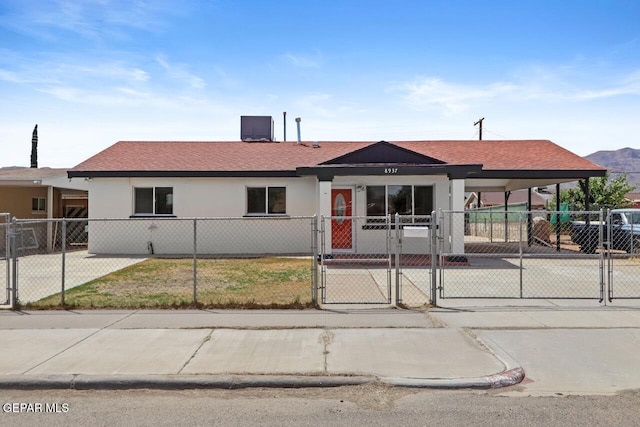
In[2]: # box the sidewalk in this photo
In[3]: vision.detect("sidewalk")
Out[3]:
[2,304,640,393]
[0,308,521,390]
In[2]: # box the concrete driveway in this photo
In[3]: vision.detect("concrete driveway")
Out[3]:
[1,250,146,304]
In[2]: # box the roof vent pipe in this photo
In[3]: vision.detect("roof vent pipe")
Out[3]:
[295,117,301,144]
[283,112,287,141]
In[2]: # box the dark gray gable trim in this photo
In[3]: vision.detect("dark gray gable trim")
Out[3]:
[320,140,446,165]
[475,169,607,179]
[297,164,483,181]
[68,170,298,178]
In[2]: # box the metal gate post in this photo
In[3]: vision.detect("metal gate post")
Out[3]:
[61,219,66,306]
[193,218,197,305]
[430,210,438,305]
[386,214,392,304]
[319,215,326,304]
[607,209,614,303]
[394,213,401,306]
[519,213,523,299]
[598,209,605,304]
[311,215,318,305]
[437,210,444,298]
[4,213,9,305]
[10,217,18,308]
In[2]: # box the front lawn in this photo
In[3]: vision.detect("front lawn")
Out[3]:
[25,257,314,309]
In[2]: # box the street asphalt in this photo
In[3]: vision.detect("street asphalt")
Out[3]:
[1,302,640,395]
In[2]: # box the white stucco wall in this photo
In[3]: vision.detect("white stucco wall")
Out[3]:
[88,177,318,218]
[86,177,317,254]
[85,174,458,255]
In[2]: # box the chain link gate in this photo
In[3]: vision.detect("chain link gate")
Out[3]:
[437,209,606,301]
[606,210,640,301]
[319,215,393,305]
[318,214,436,307]
[395,214,437,307]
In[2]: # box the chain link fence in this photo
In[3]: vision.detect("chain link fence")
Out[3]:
[3,209,639,310]
[438,209,640,301]
[6,216,317,309]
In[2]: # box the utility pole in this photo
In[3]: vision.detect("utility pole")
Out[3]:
[474,117,484,140]
[473,117,484,210]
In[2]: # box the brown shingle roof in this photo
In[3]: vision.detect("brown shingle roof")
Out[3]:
[69,140,605,174]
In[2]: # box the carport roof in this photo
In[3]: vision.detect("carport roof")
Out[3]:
[68,140,606,185]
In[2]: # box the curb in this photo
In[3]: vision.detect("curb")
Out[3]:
[381,367,525,389]
[0,375,376,390]
[0,369,524,390]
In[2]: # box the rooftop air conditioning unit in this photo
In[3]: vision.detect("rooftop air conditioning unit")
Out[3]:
[241,116,275,142]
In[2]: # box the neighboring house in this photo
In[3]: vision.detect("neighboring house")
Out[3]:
[67,132,606,256]
[0,167,88,252]
[625,192,640,209]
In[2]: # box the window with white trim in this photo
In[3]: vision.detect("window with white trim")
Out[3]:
[247,187,286,215]
[366,185,433,222]
[31,197,46,213]
[133,187,173,215]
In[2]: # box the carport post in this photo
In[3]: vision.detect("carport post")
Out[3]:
[61,219,66,306]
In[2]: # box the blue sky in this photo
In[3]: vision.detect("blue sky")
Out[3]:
[1,0,639,167]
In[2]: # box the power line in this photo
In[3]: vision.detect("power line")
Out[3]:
[482,129,508,139]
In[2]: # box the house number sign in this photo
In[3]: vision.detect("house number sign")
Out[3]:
[384,168,399,174]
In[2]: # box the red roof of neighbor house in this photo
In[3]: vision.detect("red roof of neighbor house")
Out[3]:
[68,140,606,175]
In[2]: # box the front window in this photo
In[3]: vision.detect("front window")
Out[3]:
[31,197,46,213]
[366,185,433,222]
[387,185,412,216]
[247,187,286,215]
[134,187,173,215]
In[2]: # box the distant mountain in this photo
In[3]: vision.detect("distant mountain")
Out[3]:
[585,147,640,190]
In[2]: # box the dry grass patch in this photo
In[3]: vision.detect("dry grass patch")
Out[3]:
[26,257,314,309]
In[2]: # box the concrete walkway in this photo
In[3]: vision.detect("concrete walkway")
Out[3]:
[0,308,518,390]
[2,304,640,394]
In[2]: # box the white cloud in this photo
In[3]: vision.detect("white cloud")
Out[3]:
[573,72,640,100]
[294,93,338,119]
[395,65,640,115]
[282,52,323,68]
[0,0,177,41]
[155,55,206,89]
[396,78,518,114]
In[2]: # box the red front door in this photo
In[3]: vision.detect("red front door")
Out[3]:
[331,188,353,250]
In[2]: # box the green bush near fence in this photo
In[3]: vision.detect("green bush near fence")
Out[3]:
[24,257,315,309]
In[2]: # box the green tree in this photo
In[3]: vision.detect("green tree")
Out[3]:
[553,172,635,211]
